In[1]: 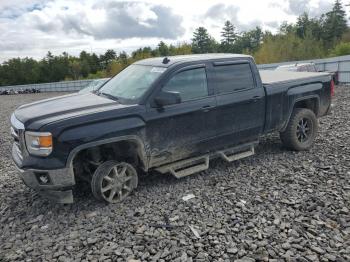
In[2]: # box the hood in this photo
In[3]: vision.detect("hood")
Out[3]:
[14,93,128,129]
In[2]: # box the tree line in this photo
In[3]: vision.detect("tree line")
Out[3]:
[0,0,349,86]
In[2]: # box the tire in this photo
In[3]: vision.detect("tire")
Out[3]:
[91,160,138,203]
[280,108,318,151]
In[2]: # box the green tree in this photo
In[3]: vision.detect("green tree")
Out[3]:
[234,27,263,54]
[69,60,81,80]
[0,58,40,85]
[279,21,295,35]
[118,51,128,66]
[323,0,348,45]
[38,51,70,82]
[330,42,350,56]
[90,53,100,73]
[220,21,237,52]
[169,42,192,55]
[79,51,91,78]
[295,13,323,39]
[157,41,170,56]
[100,49,117,69]
[131,47,153,60]
[254,32,325,63]
[192,27,217,53]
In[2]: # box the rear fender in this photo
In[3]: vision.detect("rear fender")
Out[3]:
[280,95,320,132]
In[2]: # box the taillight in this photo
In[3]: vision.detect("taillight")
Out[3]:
[330,79,335,97]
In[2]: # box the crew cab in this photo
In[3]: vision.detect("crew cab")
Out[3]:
[10,54,333,204]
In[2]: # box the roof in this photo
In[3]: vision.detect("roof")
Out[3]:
[260,70,331,85]
[134,53,252,67]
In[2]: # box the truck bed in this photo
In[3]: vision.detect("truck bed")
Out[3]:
[259,70,331,85]
[260,69,332,134]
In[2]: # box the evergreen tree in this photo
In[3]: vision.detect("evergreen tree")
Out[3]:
[221,21,237,46]
[220,21,237,53]
[90,53,100,73]
[131,47,152,59]
[100,49,117,69]
[157,41,170,56]
[233,27,263,54]
[79,51,91,78]
[191,27,217,53]
[296,13,324,40]
[118,51,128,66]
[296,13,311,38]
[323,0,348,44]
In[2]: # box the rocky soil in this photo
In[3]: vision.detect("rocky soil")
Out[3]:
[0,88,349,261]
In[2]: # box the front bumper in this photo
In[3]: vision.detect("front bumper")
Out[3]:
[13,143,75,204]
[11,113,75,204]
[15,164,75,204]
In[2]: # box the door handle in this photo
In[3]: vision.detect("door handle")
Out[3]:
[251,96,261,102]
[201,105,214,112]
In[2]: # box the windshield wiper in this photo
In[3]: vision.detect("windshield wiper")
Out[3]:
[97,91,119,101]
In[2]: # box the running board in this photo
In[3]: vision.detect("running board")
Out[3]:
[155,155,209,179]
[155,142,256,178]
[218,145,255,163]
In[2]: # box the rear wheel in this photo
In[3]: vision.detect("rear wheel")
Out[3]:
[91,160,138,203]
[280,108,318,151]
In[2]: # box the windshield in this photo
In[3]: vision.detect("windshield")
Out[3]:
[98,64,166,102]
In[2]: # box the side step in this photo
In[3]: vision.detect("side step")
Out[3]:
[155,142,256,178]
[155,155,209,179]
[218,145,255,163]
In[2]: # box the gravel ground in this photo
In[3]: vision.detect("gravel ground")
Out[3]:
[0,88,349,262]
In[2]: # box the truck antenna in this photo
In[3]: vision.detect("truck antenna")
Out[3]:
[162,57,170,64]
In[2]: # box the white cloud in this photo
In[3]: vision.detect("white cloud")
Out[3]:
[0,0,343,62]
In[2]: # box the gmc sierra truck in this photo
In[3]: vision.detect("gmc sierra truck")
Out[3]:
[10,54,334,204]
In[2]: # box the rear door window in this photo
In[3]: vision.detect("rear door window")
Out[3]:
[213,63,255,94]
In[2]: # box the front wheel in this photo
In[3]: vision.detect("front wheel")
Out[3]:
[91,160,138,203]
[280,108,318,151]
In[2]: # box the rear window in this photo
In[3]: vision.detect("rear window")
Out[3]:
[214,63,255,94]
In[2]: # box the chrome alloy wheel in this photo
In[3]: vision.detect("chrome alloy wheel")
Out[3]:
[92,161,138,203]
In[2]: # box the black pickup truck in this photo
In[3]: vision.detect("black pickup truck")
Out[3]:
[10,54,333,203]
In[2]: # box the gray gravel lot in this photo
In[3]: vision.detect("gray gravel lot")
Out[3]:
[0,88,349,261]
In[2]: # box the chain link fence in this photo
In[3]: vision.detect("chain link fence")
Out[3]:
[0,79,101,93]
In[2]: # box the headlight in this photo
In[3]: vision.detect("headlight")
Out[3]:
[25,131,53,156]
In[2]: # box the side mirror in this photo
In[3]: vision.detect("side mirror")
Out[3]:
[154,91,181,107]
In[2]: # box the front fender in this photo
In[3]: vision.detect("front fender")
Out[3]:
[57,117,147,166]
[65,135,148,170]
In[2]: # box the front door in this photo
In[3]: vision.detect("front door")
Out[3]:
[145,65,217,167]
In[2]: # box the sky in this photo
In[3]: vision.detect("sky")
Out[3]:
[0,0,346,61]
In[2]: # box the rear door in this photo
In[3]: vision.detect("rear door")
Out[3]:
[145,64,217,167]
[213,61,265,146]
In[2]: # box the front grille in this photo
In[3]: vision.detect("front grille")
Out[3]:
[14,141,23,160]
[11,127,23,160]
[11,126,19,140]
[10,114,24,161]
